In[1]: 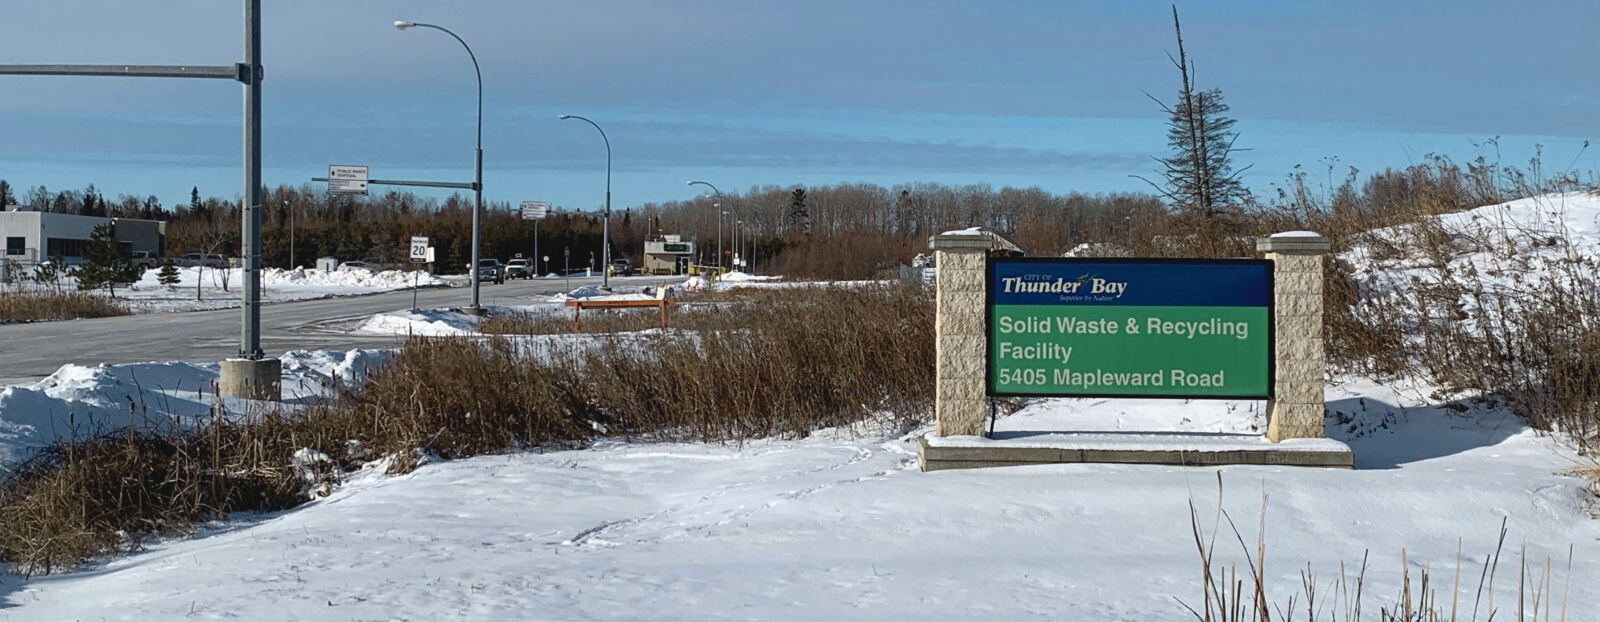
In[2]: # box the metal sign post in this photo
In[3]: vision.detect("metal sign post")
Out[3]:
[521,201,547,277]
[409,235,429,311]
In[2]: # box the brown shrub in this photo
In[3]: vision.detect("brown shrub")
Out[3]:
[0,284,933,573]
[0,291,128,322]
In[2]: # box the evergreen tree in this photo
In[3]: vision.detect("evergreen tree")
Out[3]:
[0,180,15,208]
[76,223,139,296]
[787,188,812,239]
[190,186,207,221]
[1149,7,1249,218]
[79,185,102,217]
[156,258,181,286]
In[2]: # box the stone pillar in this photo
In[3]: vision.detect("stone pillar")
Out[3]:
[1256,232,1332,441]
[930,233,991,436]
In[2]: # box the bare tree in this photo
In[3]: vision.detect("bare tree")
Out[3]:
[195,225,235,300]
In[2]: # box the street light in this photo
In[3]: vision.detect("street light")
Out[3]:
[559,114,612,289]
[285,199,294,269]
[686,180,728,270]
[395,19,486,312]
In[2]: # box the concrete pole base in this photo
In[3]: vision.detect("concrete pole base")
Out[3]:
[220,358,282,401]
[460,306,487,316]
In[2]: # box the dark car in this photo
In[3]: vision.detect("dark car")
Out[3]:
[607,258,633,277]
[468,258,505,284]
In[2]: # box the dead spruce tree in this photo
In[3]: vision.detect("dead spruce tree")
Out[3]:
[1138,5,1252,256]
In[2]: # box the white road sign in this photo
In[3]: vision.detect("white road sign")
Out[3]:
[410,236,430,263]
[329,164,369,195]
[520,201,549,220]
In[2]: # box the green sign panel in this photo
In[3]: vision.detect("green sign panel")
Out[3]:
[663,243,690,253]
[986,258,1274,399]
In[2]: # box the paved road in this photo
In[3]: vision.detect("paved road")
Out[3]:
[0,275,671,386]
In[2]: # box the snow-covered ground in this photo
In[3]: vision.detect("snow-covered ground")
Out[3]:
[356,307,484,337]
[0,349,387,468]
[10,267,449,313]
[0,374,1594,620]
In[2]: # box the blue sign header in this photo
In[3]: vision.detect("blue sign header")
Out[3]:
[988,258,1272,307]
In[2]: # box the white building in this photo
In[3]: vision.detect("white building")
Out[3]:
[0,208,166,266]
[642,234,697,275]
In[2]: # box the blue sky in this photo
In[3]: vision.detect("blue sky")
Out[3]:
[1,0,1596,212]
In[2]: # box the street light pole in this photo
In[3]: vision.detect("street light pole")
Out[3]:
[286,199,294,269]
[395,20,484,312]
[559,114,612,289]
[686,180,727,271]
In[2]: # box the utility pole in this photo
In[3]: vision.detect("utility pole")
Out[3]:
[0,0,278,400]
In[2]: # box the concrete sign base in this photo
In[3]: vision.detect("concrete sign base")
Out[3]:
[917,432,1352,472]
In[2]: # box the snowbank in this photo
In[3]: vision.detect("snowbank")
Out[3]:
[131,266,447,291]
[941,226,985,235]
[717,270,779,283]
[0,349,387,467]
[355,308,481,337]
[23,267,464,314]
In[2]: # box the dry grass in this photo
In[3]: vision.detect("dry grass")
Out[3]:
[1184,476,1575,622]
[0,284,932,574]
[0,291,128,322]
[1066,154,1600,452]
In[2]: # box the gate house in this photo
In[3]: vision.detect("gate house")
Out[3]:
[642,235,696,275]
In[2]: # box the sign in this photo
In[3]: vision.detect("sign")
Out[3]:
[409,236,429,263]
[663,242,689,253]
[328,165,369,195]
[426,247,436,263]
[986,258,1273,399]
[520,201,549,220]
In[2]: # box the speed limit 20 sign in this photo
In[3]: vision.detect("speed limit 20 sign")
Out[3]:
[409,236,429,263]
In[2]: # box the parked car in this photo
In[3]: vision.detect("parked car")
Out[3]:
[607,258,633,277]
[505,258,533,279]
[128,250,161,272]
[337,260,372,272]
[468,258,505,284]
[179,253,229,269]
